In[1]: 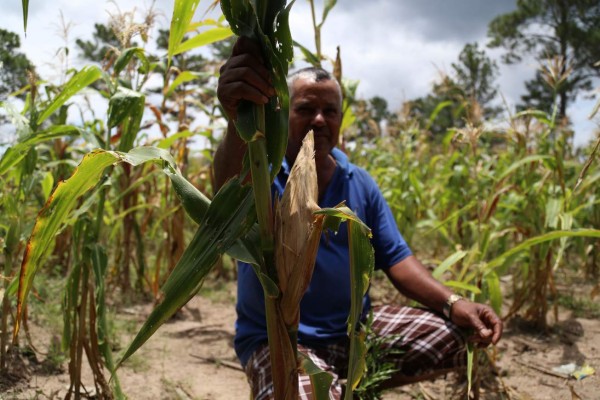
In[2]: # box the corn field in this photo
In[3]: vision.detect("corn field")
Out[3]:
[1,0,599,399]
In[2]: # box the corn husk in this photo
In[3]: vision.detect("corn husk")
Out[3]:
[275,130,322,327]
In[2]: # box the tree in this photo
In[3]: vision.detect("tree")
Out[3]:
[408,75,467,138]
[0,28,35,98]
[75,23,122,63]
[407,42,500,140]
[452,42,501,119]
[488,0,600,118]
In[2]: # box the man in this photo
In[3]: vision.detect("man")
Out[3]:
[215,37,503,399]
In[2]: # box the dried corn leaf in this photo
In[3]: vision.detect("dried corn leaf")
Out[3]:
[275,131,320,326]
[275,130,319,291]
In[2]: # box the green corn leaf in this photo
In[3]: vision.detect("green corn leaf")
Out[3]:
[272,0,296,65]
[299,352,334,400]
[486,229,600,271]
[13,147,182,339]
[255,2,294,181]
[5,276,19,298]
[220,0,256,37]
[168,0,201,66]
[107,88,145,152]
[340,99,357,134]
[141,149,258,266]
[118,178,255,367]
[320,0,337,28]
[544,198,562,229]
[107,88,144,128]
[41,172,54,202]
[427,101,453,130]
[347,218,374,327]
[257,270,280,298]
[423,202,476,236]
[466,342,474,396]
[317,206,373,399]
[4,220,21,256]
[187,18,222,30]
[512,109,551,125]
[0,125,82,176]
[174,26,234,55]
[165,172,211,225]
[575,137,600,192]
[346,331,367,398]
[485,271,502,315]
[14,150,117,338]
[432,250,467,280]
[227,225,262,265]
[293,40,320,66]
[164,71,209,97]
[157,130,196,149]
[62,232,82,351]
[315,205,371,234]
[444,280,482,294]
[90,244,125,399]
[38,66,103,124]
[494,155,552,182]
[114,47,150,75]
[235,100,260,142]
[21,0,29,33]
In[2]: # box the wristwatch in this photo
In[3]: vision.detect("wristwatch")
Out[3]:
[443,294,464,319]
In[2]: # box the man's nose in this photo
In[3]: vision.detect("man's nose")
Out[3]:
[312,110,326,126]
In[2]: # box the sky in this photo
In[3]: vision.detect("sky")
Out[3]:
[1,0,599,147]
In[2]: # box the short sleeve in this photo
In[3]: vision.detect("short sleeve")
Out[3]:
[362,171,412,269]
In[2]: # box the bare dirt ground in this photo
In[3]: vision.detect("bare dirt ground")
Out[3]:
[2,279,599,400]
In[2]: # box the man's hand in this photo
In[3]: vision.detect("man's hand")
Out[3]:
[450,300,503,347]
[217,37,275,120]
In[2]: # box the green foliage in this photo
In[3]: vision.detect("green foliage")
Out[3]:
[119,174,256,367]
[351,102,600,330]
[76,23,122,63]
[0,29,35,98]
[406,42,500,140]
[488,0,600,117]
[353,311,402,400]
[452,42,501,118]
[408,75,468,138]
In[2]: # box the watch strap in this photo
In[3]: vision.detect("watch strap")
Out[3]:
[443,294,463,319]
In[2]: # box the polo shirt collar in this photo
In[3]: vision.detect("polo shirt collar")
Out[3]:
[279,147,354,180]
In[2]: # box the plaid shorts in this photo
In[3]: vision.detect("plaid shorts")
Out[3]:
[244,305,466,400]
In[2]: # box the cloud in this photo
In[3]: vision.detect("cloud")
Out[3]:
[289,1,522,109]
[318,0,516,41]
[1,0,595,145]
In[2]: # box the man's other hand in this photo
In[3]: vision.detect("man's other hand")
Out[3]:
[451,300,503,347]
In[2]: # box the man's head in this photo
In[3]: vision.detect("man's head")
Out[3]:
[286,67,343,164]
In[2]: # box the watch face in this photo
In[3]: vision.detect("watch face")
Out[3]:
[444,294,463,318]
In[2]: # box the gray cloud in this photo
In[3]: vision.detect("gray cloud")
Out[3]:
[0,0,593,145]
[330,0,517,42]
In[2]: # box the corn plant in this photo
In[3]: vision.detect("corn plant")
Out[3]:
[6,1,233,398]
[348,71,600,396]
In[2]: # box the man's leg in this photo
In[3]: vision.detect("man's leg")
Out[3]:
[370,304,467,387]
[244,343,347,400]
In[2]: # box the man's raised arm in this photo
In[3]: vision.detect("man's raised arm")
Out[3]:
[214,37,275,190]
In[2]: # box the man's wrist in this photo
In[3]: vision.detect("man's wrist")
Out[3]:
[442,294,464,319]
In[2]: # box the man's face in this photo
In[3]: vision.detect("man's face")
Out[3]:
[287,78,342,163]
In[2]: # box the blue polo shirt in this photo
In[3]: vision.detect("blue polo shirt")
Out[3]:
[234,148,412,366]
